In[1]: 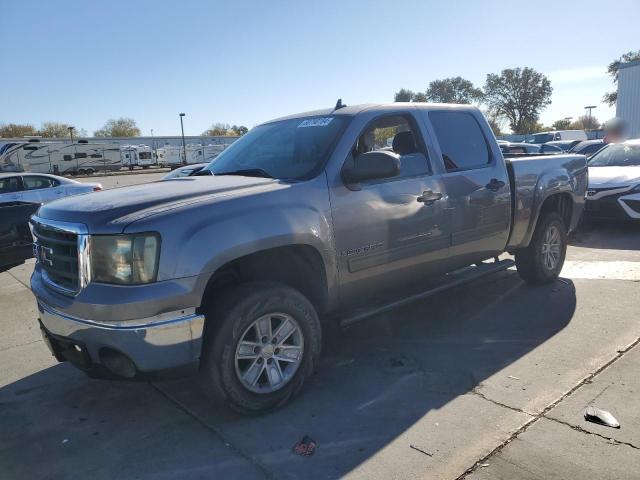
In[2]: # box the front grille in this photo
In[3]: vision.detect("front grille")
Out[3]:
[31,217,89,295]
[585,194,630,220]
[33,223,80,292]
[621,199,640,215]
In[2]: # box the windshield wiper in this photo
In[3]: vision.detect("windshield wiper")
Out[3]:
[214,168,273,178]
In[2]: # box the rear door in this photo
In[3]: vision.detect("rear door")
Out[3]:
[425,110,511,266]
[329,112,452,306]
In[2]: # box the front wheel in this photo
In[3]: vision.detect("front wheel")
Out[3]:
[200,282,321,414]
[515,212,567,285]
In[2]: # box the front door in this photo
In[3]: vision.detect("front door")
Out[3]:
[329,114,451,307]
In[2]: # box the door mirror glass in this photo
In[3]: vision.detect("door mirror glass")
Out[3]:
[342,150,400,184]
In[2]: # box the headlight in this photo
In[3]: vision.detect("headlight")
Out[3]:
[91,233,160,284]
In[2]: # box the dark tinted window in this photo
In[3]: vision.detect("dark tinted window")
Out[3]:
[430,112,491,171]
[582,143,604,155]
[0,177,20,194]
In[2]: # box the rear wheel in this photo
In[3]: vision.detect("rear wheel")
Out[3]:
[200,282,321,414]
[515,212,567,284]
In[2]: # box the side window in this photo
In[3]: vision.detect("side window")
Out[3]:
[430,111,491,171]
[351,115,429,179]
[0,177,20,194]
[23,176,56,190]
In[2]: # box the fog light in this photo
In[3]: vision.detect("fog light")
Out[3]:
[99,348,136,378]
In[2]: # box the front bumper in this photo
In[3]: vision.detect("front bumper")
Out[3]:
[37,300,205,377]
[585,192,640,221]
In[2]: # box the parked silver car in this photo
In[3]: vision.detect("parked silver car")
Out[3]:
[0,173,102,205]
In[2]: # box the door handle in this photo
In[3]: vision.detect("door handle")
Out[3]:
[485,178,506,191]
[417,190,442,204]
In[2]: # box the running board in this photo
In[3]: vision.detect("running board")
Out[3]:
[336,259,515,328]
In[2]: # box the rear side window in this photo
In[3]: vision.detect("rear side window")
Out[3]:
[23,176,58,190]
[430,112,491,171]
[0,177,20,194]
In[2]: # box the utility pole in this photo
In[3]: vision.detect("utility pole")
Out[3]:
[179,113,187,166]
[151,128,157,165]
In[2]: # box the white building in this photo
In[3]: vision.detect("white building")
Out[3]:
[616,59,640,139]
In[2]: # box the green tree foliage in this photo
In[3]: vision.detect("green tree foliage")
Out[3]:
[551,119,572,130]
[426,77,483,104]
[94,117,141,137]
[412,92,428,102]
[394,89,416,102]
[38,122,76,138]
[603,49,640,106]
[569,114,600,131]
[0,123,37,138]
[202,123,248,136]
[483,67,552,135]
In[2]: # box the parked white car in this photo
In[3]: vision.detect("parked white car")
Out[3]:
[0,173,102,205]
[585,139,640,221]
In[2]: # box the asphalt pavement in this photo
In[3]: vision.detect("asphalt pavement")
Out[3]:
[1,172,639,479]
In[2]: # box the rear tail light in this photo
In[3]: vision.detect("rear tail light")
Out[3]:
[93,185,102,191]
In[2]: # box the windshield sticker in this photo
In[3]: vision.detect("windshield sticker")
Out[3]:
[298,118,333,128]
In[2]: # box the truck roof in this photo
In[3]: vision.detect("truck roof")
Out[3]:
[264,102,480,124]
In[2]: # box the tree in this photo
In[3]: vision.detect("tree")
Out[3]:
[394,89,416,102]
[94,117,141,137]
[203,123,231,136]
[230,125,248,136]
[38,122,76,138]
[552,119,572,130]
[603,49,640,106]
[569,114,600,131]
[0,123,37,138]
[426,77,483,104]
[483,67,553,134]
[412,92,428,102]
[483,112,503,136]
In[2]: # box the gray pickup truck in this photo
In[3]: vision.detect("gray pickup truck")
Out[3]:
[30,103,587,413]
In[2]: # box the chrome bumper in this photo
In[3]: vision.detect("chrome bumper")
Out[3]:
[37,300,205,374]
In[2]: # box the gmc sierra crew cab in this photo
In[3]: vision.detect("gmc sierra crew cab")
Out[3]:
[30,103,588,413]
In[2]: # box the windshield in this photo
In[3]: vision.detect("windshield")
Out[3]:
[203,116,348,180]
[529,133,554,144]
[588,144,640,167]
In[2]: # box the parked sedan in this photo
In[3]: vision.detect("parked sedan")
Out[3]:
[0,173,102,205]
[585,139,640,221]
[569,139,605,158]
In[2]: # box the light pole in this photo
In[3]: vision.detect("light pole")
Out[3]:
[179,113,187,166]
[68,126,77,172]
[150,128,157,165]
[584,105,597,130]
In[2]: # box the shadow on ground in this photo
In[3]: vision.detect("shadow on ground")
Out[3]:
[570,220,640,250]
[0,271,576,479]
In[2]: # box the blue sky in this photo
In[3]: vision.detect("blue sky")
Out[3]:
[1,0,638,135]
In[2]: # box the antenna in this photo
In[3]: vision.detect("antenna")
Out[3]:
[334,98,346,110]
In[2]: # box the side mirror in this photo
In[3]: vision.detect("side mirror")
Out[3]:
[342,150,400,184]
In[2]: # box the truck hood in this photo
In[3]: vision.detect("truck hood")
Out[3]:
[36,176,280,233]
[588,166,640,187]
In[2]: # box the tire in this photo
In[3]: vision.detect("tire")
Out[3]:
[515,211,567,285]
[200,282,322,415]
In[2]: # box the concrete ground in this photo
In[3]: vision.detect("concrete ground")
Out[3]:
[1,172,639,479]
